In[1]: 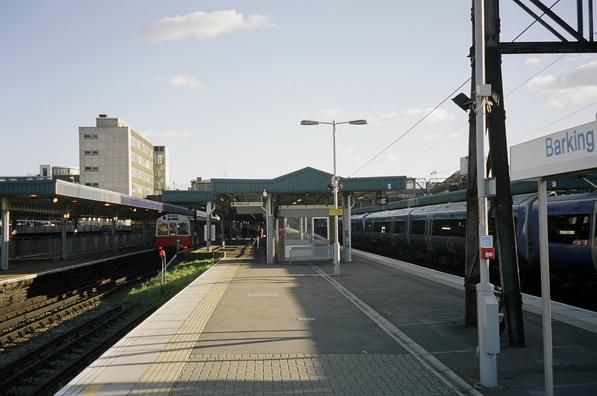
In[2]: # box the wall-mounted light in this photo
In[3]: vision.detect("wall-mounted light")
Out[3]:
[52,197,58,203]
[452,93,473,112]
[262,189,268,198]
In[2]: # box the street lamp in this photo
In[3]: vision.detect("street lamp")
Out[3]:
[300,118,367,275]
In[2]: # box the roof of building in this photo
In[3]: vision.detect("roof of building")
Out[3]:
[0,179,196,218]
[163,167,407,205]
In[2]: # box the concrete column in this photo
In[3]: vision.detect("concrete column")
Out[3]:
[1,197,10,270]
[220,218,225,248]
[193,211,198,247]
[206,201,212,252]
[266,195,273,264]
[299,217,304,239]
[343,193,352,262]
[61,216,68,260]
[111,218,117,252]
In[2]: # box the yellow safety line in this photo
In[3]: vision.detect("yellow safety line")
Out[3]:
[81,383,102,396]
[129,262,240,395]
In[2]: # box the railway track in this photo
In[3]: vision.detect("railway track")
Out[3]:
[0,248,212,394]
[0,265,157,348]
[0,304,156,396]
[0,249,175,348]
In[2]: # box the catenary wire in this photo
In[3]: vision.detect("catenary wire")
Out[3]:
[356,0,569,177]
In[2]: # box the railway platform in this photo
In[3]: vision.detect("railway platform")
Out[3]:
[57,250,597,395]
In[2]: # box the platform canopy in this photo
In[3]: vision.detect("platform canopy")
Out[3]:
[0,178,197,219]
[163,167,407,210]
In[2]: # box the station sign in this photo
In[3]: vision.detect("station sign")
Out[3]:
[231,201,263,207]
[328,208,344,216]
[510,120,597,181]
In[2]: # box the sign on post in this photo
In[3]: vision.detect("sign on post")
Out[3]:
[510,120,597,181]
[328,208,344,216]
[510,119,597,396]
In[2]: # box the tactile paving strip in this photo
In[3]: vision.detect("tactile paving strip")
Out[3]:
[129,263,240,395]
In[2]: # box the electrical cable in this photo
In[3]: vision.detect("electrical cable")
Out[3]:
[352,0,570,177]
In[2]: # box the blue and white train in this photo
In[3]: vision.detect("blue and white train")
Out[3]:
[350,192,597,277]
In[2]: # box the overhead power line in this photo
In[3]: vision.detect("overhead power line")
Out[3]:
[510,99,597,145]
[348,78,470,177]
[352,0,568,177]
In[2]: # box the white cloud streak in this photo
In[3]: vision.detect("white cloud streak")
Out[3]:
[526,56,542,65]
[142,10,274,41]
[168,75,201,89]
[528,59,597,106]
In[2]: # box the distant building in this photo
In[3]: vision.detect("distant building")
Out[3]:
[191,177,212,191]
[79,114,156,198]
[153,146,169,194]
[39,165,80,182]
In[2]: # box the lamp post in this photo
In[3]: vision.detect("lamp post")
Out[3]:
[300,119,367,275]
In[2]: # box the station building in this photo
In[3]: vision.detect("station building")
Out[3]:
[163,167,408,264]
[79,114,165,198]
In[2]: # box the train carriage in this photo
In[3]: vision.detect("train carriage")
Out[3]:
[155,214,193,250]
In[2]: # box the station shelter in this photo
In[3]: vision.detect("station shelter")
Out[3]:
[0,178,202,271]
[162,167,407,264]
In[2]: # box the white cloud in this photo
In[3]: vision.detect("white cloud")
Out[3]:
[168,75,201,89]
[374,108,455,125]
[142,10,274,41]
[526,56,542,65]
[528,59,597,106]
[144,130,192,140]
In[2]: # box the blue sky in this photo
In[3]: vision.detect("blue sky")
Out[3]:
[1,1,596,188]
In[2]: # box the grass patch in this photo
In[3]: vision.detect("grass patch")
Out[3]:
[122,258,216,307]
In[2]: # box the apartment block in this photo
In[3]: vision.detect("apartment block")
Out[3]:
[153,146,169,194]
[79,114,157,198]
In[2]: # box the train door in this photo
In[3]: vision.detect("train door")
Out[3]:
[425,215,433,252]
[591,201,597,272]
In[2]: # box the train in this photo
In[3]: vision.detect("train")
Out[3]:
[155,214,193,250]
[350,191,597,279]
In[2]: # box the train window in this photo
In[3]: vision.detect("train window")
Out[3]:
[411,220,426,235]
[548,214,590,245]
[169,223,177,236]
[432,219,466,237]
[178,222,189,236]
[157,223,168,236]
[394,220,406,234]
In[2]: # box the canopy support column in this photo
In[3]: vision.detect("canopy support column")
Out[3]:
[342,193,352,263]
[61,215,68,260]
[266,194,273,264]
[1,197,10,271]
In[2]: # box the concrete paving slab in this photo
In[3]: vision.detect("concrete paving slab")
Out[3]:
[335,252,597,396]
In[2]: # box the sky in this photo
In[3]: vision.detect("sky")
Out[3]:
[1,1,596,189]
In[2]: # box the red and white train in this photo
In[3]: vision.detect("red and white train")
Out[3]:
[155,214,193,250]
